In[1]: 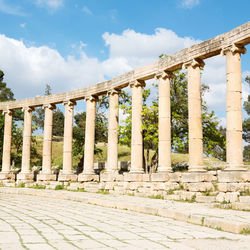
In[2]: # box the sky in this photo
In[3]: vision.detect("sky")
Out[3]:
[0,0,249,127]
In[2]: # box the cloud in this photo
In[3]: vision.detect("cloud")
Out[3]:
[35,0,63,10]
[82,6,92,15]
[0,0,26,16]
[20,23,26,28]
[180,0,200,9]
[0,28,248,123]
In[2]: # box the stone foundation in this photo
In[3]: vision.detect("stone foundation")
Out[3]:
[1,170,249,210]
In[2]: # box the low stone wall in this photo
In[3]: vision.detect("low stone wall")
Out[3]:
[1,170,249,210]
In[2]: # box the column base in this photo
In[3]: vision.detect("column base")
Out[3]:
[224,165,247,171]
[124,173,144,182]
[78,174,99,182]
[188,166,207,173]
[0,172,15,180]
[17,172,34,181]
[37,173,57,181]
[157,166,173,173]
[58,173,78,182]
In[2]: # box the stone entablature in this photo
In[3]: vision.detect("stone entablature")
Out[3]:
[0,22,249,111]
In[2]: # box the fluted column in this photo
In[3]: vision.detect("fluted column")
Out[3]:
[1,110,13,175]
[156,71,173,172]
[21,106,34,174]
[82,95,98,175]
[61,100,76,175]
[129,80,145,173]
[184,58,206,172]
[221,44,246,171]
[106,89,120,173]
[41,104,55,175]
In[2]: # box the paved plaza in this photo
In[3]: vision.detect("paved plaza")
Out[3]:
[0,193,250,249]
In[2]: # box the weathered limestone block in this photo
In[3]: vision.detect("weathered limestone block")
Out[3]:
[151,173,170,182]
[123,173,144,182]
[151,182,166,190]
[128,182,144,190]
[195,196,216,203]
[17,173,34,181]
[67,182,80,191]
[164,194,180,200]
[217,182,247,192]
[113,186,125,193]
[169,172,181,182]
[142,174,150,182]
[232,202,250,210]
[0,172,15,180]
[173,190,198,200]
[165,182,180,190]
[104,182,115,190]
[100,173,124,182]
[37,174,56,181]
[58,174,77,182]
[78,174,99,182]
[218,171,250,182]
[183,182,214,192]
[181,172,216,183]
[239,196,250,203]
[216,192,240,203]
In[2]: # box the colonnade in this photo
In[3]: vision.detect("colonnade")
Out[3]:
[0,44,247,181]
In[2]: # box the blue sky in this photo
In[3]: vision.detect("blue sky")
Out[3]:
[0,0,249,126]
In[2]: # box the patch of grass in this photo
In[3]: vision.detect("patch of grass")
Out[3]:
[240,189,250,196]
[204,188,212,196]
[16,183,25,188]
[97,189,110,195]
[166,189,174,195]
[240,227,250,235]
[32,184,46,189]
[78,188,86,192]
[127,193,135,196]
[221,200,231,204]
[148,194,164,200]
[215,227,222,231]
[201,217,205,225]
[55,184,64,190]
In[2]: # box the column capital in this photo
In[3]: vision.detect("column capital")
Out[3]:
[3,109,14,116]
[22,106,34,113]
[221,44,247,56]
[129,79,146,88]
[183,58,205,69]
[85,95,99,102]
[43,103,56,110]
[155,71,174,80]
[107,88,121,96]
[63,100,76,107]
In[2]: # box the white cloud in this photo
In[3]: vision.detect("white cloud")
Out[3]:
[35,0,63,10]
[20,23,26,28]
[0,0,26,16]
[0,28,248,123]
[180,0,200,9]
[82,6,92,15]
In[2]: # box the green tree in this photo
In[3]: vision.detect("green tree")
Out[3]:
[243,76,250,162]
[119,70,226,172]
[33,84,65,136]
[73,96,108,172]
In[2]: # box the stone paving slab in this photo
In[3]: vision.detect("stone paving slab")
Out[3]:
[0,191,250,249]
[0,187,250,235]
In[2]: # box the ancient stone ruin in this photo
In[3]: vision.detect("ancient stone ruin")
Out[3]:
[0,22,249,208]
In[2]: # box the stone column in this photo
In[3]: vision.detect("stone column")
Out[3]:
[184,58,206,172]
[156,71,173,172]
[221,44,246,171]
[129,80,145,173]
[58,100,77,181]
[0,110,14,180]
[18,106,34,181]
[37,104,56,181]
[79,95,99,181]
[106,89,120,173]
